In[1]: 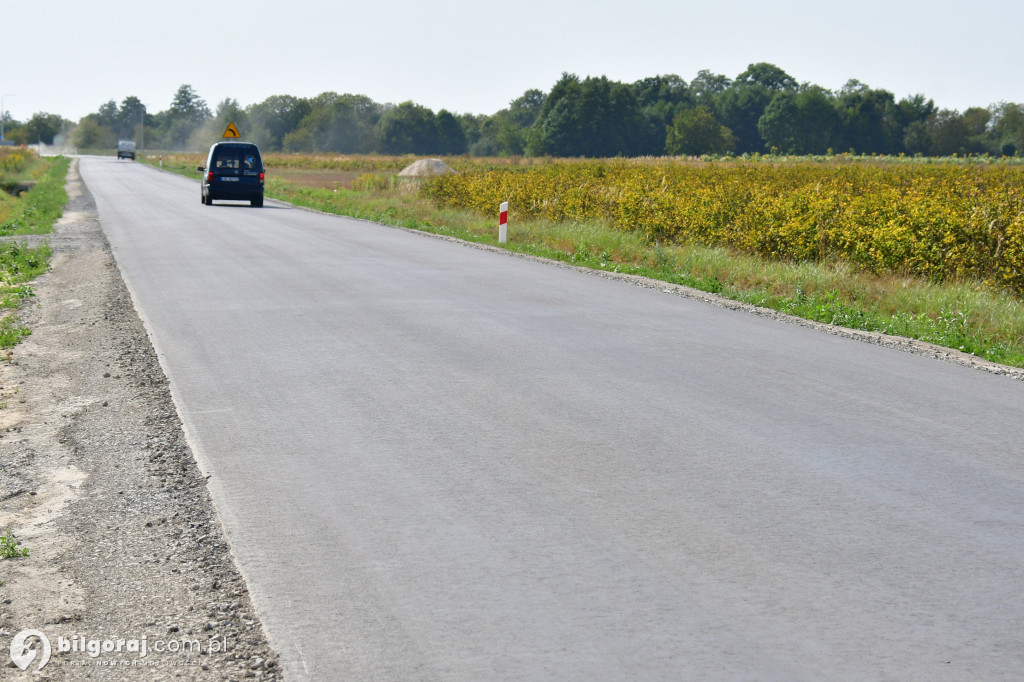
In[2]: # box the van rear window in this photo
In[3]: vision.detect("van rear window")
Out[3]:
[214,147,260,170]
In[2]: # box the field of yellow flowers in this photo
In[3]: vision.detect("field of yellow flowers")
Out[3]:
[423,158,1024,296]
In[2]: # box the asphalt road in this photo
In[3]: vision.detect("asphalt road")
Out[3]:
[79,156,1024,681]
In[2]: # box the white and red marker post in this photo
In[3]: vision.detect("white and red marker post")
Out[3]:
[499,201,508,243]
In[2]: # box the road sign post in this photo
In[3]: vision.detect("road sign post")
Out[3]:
[499,202,508,244]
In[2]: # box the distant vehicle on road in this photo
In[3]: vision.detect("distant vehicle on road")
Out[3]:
[198,142,265,207]
[116,140,136,160]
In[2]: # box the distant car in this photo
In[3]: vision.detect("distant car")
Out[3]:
[198,141,265,207]
[116,140,136,160]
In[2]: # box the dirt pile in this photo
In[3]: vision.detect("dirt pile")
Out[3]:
[397,158,454,177]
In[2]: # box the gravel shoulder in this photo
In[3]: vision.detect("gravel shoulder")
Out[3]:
[0,159,281,680]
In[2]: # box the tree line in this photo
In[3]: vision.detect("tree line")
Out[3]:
[5,63,1024,157]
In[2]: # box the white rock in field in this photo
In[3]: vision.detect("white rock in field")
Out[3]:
[398,158,454,177]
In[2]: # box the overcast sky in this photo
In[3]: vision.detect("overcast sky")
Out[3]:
[3,0,1022,123]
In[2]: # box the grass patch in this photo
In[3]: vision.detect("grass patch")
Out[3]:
[0,315,32,348]
[0,150,65,351]
[144,154,1024,369]
[0,239,52,347]
[0,156,70,236]
[0,240,51,282]
[0,241,51,310]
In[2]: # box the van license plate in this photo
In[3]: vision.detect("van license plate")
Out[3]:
[221,177,239,182]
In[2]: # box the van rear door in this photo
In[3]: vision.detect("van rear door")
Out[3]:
[212,145,262,193]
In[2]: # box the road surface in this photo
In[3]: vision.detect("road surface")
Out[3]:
[79,156,1024,680]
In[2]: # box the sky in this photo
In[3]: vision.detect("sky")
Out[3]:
[2,0,1022,124]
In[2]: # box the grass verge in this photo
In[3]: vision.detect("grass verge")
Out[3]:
[0,156,70,236]
[0,152,67,350]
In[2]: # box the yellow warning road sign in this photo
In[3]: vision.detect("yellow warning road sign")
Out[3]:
[222,122,241,138]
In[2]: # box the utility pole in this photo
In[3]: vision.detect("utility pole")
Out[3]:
[0,94,14,142]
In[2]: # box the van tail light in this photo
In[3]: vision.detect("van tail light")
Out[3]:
[207,171,214,183]
[259,172,265,181]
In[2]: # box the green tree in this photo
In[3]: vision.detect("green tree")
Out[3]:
[633,74,693,154]
[117,96,147,140]
[169,85,210,124]
[633,74,691,110]
[214,98,249,134]
[507,89,546,128]
[962,107,991,138]
[835,80,900,154]
[529,74,644,157]
[331,94,383,153]
[665,107,735,155]
[579,75,643,156]
[898,93,936,123]
[158,84,212,149]
[902,120,931,155]
[896,94,936,154]
[187,98,250,149]
[328,94,383,153]
[470,111,521,156]
[528,73,584,156]
[717,64,798,154]
[758,86,841,154]
[0,111,15,140]
[715,84,774,153]
[435,110,467,155]
[457,113,484,150]
[72,116,113,149]
[18,112,71,145]
[927,109,970,156]
[248,95,310,151]
[689,69,731,109]
[990,102,1024,156]
[291,92,384,153]
[96,100,120,130]
[375,101,439,154]
[282,127,314,152]
[466,90,545,156]
[735,62,798,91]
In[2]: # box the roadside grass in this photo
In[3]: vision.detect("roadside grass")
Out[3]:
[0,156,70,236]
[0,191,15,227]
[0,241,51,311]
[0,147,51,225]
[145,154,1024,369]
[0,150,66,351]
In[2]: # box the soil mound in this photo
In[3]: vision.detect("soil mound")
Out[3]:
[398,158,454,177]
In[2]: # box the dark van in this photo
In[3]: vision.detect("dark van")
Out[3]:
[198,142,265,207]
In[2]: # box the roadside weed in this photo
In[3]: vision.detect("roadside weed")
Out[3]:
[0,315,31,348]
[0,530,28,559]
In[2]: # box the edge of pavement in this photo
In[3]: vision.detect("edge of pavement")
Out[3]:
[0,158,283,680]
